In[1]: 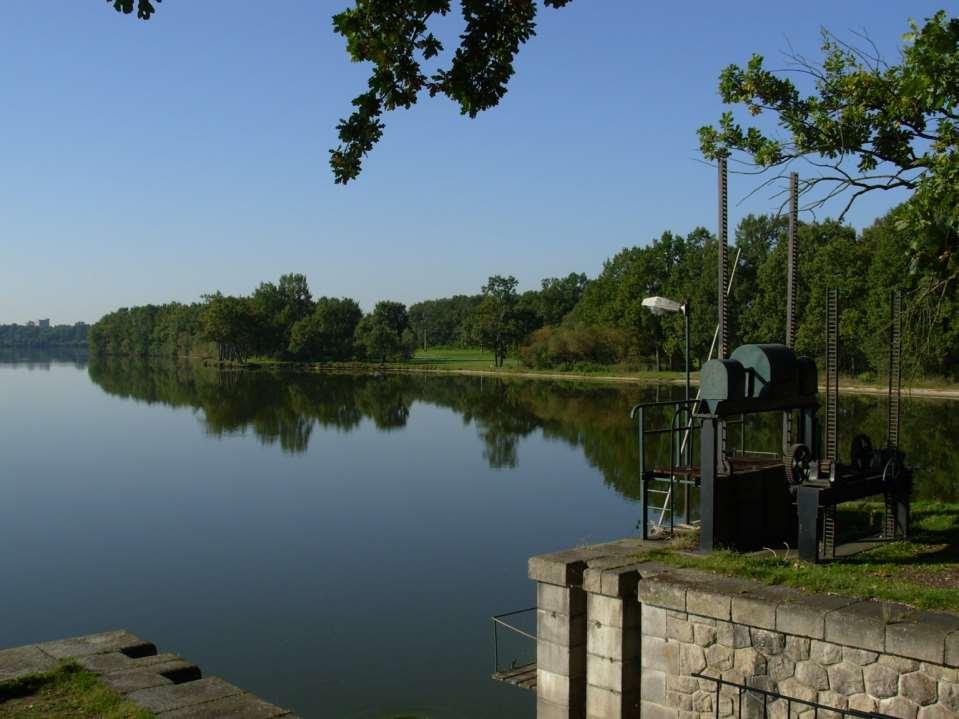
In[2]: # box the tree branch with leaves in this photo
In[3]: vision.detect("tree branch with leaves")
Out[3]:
[698,11,958,283]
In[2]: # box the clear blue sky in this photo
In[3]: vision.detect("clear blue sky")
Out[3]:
[0,1,945,324]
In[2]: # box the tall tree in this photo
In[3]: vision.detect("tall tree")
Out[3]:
[199,293,258,362]
[474,275,522,367]
[699,11,959,286]
[538,273,590,326]
[354,301,414,362]
[250,273,314,357]
[288,297,363,360]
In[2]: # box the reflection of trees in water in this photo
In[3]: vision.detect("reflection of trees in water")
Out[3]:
[0,347,89,371]
[87,357,956,502]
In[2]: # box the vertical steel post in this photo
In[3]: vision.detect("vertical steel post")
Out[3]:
[783,172,798,453]
[786,172,798,348]
[825,288,839,462]
[717,159,729,465]
[718,158,729,360]
[699,417,718,551]
[887,290,902,449]
[684,302,691,406]
[638,406,647,540]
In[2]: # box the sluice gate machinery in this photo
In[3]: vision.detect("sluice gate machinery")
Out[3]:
[632,164,913,561]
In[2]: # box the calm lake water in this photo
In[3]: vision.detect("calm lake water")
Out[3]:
[1,351,956,718]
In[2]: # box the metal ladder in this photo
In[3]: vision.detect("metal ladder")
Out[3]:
[883,290,903,539]
[820,288,839,558]
[825,288,839,462]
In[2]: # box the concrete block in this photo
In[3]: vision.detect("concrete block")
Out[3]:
[716,622,750,648]
[587,685,641,719]
[642,605,667,639]
[587,623,641,663]
[37,630,155,660]
[539,667,586,711]
[159,692,292,718]
[686,586,731,621]
[538,608,587,647]
[642,636,679,674]
[731,594,779,631]
[886,611,959,665]
[127,677,244,714]
[776,594,857,640]
[100,668,175,694]
[584,561,642,599]
[539,582,585,616]
[0,645,58,681]
[641,669,666,704]
[538,668,573,706]
[587,654,641,692]
[539,638,586,677]
[640,700,678,719]
[824,600,913,653]
[666,615,694,643]
[589,594,639,630]
[77,651,183,675]
[946,630,959,669]
[638,576,687,612]
[538,697,578,719]
[530,545,616,586]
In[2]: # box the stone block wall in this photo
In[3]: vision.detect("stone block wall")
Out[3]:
[529,539,959,719]
[638,572,959,719]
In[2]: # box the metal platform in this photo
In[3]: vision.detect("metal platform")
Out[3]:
[490,607,536,692]
[492,662,536,691]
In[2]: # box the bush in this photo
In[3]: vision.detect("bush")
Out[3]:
[519,325,627,369]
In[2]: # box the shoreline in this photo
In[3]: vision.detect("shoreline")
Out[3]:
[197,357,959,400]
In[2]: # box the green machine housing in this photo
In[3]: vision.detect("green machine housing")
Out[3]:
[696,344,819,551]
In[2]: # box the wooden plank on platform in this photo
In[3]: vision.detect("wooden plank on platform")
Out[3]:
[492,662,537,691]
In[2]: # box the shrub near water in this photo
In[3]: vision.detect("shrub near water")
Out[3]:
[519,325,627,369]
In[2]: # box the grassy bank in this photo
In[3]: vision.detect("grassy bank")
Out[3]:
[234,347,959,398]
[0,663,151,719]
[640,501,959,612]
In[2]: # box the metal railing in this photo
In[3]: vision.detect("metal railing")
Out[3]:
[694,673,896,719]
[630,399,750,539]
[490,607,536,676]
[630,398,701,539]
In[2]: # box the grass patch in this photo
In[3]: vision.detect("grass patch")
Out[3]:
[0,662,152,719]
[639,501,959,612]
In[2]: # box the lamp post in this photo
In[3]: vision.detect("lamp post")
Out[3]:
[641,296,690,405]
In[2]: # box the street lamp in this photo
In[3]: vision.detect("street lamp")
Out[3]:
[641,296,690,405]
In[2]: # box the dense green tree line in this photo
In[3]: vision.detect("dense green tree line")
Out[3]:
[524,205,958,380]
[89,203,958,378]
[0,323,89,348]
[89,274,425,364]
